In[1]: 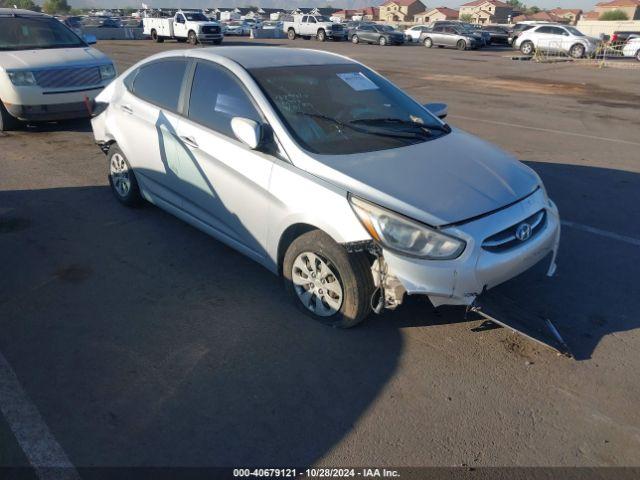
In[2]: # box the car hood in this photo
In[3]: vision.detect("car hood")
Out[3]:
[0,47,110,71]
[297,128,540,226]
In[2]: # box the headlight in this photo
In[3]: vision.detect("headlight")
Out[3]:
[349,196,466,260]
[99,64,116,80]
[7,71,37,86]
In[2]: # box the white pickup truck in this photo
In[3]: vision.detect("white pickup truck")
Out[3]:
[283,14,347,42]
[143,10,223,45]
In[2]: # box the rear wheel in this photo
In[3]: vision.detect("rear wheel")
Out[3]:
[457,39,467,50]
[107,145,142,207]
[569,43,585,59]
[0,100,22,132]
[188,30,198,45]
[379,36,387,46]
[423,37,433,48]
[520,40,534,56]
[283,230,374,329]
[636,49,640,62]
[150,29,163,43]
[351,34,359,44]
[317,29,326,42]
[287,28,296,40]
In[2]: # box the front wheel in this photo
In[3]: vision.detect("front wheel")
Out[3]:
[569,43,585,59]
[423,37,433,48]
[188,30,198,45]
[379,36,387,46]
[457,39,467,51]
[636,49,640,62]
[317,29,326,42]
[520,40,534,56]
[287,28,296,40]
[283,230,374,329]
[351,34,359,44]
[108,145,142,207]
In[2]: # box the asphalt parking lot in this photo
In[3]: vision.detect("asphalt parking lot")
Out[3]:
[1,38,640,473]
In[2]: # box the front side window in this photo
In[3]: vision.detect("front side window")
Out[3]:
[250,64,449,155]
[133,59,188,111]
[308,17,317,23]
[0,16,86,51]
[176,15,185,24]
[188,62,261,138]
[565,26,584,36]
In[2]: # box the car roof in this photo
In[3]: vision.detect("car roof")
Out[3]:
[0,8,49,17]
[186,47,353,69]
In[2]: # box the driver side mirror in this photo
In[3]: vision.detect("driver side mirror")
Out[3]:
[231,117,263,150]
[83,34,97,45]
[424,102,448,119]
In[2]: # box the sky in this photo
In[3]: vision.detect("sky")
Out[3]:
[68,0,601,13]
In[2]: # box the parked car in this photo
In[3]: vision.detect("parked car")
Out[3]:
[427,21,487,46]
[482,25,510,45]
[60,15,84,37]
[283,14,347,41]
[622,37,640,61]
[345,20,376,39]
[261,20,283,30]
[420,25,480,50]
[509,21,554,45]
[143,10,223,45]
[0,8,115,131]
[404,24,430,43]
[91,47,560,327]
[224,20,251,36]
[609,30,640,46]
[515,24,599,58]
[351,24,405,46]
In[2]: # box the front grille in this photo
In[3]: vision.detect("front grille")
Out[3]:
[34,66,101,89]
[482,210,546,252]
[331,24,344,31]
[202,26,220,34]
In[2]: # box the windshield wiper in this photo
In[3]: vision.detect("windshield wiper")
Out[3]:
[350,117,451,134]
[294,111,429,140]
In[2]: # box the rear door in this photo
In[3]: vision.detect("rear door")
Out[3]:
[443,26,458,47]
[174,60,275,259]
[113,58,190,207]
[431,26,445,45]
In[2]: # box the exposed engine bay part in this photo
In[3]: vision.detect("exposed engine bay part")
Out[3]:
[469,291,572,358]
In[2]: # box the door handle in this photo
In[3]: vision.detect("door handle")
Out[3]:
[121,105,133,114]
[180,135,199,149]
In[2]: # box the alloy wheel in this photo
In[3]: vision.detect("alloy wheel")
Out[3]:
[110,153,131,198]
[291,251,343,317]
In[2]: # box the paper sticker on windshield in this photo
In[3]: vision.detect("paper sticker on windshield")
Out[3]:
[337,72,378,91]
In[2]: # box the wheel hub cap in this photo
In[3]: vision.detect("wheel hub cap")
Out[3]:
[292,252,343,317]
[110,153,131,197]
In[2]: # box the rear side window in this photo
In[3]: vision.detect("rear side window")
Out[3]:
[188,62,261,138]
[132,59,188,111]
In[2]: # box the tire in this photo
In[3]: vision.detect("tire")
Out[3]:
[283,230,374,329]
[351,34,359,44]
[287,28,296,40]
[0,100,22,132]
[520,40,534,56]
[636,49,640,62]
[379,36,387,46]
[151,29,163,43]
[317,29,326,42]
[107,145,142,207]
[457,39,467,51]
[188,30,198,45]
[569,43,585,59]
[423,37,433,48]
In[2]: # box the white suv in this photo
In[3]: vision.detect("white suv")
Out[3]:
[0,9,116,131]
[515,24,599,58]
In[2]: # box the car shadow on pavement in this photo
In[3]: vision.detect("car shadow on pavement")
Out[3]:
[21,118,93,134]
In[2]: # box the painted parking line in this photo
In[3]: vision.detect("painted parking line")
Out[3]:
[562,220,640,247]
[0,351,80,480]
[450,114,640,147]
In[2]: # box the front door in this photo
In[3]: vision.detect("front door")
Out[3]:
[174,60,275,259]
[174,13,188,38]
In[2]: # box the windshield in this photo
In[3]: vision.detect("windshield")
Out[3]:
[315,16,331,22]
[249,64,449,155]
[0,16,85,51]
[379,25,396,32]
[565,26,584,36]
[184,13,208,21]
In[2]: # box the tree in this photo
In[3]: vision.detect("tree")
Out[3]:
[42,0,71,14]
[599,9,629,20]
[527,6,541,13]
[506,0,525,10]
[0,0,40,11]
[459,13,473,22]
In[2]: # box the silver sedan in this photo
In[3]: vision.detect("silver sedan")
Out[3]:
[91,47,560,328]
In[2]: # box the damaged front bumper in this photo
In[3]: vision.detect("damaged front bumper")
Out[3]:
[378,188,560,308]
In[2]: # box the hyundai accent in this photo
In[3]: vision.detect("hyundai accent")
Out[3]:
[91,47,560,328]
